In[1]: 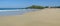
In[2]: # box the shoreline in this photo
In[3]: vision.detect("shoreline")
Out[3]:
[0,9,40,16]
[0,8,60,26]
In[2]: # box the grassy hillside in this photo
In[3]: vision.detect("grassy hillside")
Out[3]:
[26,5,45,9]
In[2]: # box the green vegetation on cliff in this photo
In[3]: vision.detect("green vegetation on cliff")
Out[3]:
[26,5,45,9]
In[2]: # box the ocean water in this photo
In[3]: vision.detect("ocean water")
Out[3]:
[0,8,38,16]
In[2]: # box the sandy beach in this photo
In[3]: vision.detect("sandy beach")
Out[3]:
[0,8,60,26]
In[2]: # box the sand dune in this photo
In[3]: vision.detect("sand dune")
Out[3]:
[0,8,60,26]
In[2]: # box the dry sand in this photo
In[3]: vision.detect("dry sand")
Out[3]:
[0,8,60,26]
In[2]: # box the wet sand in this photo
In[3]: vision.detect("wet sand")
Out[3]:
[0,8,60,26]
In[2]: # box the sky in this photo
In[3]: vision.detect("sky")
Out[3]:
[0,0,60,8]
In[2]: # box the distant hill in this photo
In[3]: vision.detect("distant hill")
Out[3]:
[25,5,45,9]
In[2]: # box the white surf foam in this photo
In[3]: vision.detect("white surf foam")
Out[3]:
[0,10,20,12]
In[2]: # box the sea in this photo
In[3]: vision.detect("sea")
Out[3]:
[0,8,38,16]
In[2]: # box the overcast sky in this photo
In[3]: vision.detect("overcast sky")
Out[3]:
[0,0,60,8]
